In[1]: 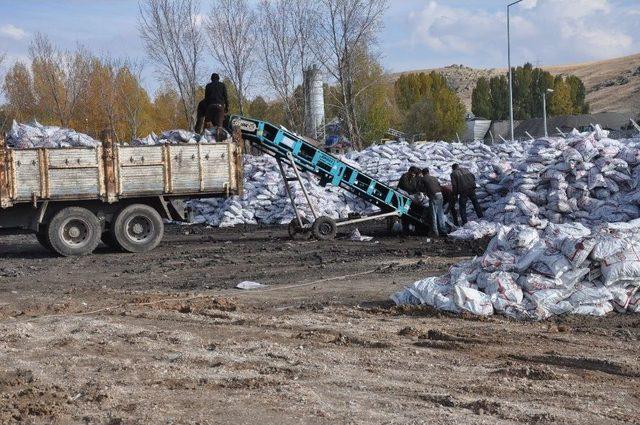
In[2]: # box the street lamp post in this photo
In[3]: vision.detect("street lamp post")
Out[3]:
[543,88,554,138]
[507,0,524,142]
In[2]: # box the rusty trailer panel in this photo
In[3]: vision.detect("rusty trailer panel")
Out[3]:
[0,137,12,209]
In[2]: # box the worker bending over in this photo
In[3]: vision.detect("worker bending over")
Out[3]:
[397,166,420,196]
[450,164,483,225]
[416,168,448,237]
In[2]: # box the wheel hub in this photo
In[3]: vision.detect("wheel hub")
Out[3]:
[319,223,332,235]
[61,219,89,246]
[126,216,153,242]
[132,223,145,235]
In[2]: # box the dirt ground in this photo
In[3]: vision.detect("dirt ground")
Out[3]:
[0,223,639,424]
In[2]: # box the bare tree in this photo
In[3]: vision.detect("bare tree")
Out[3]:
[92,55,122,140]
[116,59,147,140]
[314,0,388,149]
[291,0,320,130]
[206,0,255,115]
[138,0,203,129]
[29,33,90,127]
[257,0,302,128]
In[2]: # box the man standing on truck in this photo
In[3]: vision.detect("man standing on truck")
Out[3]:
[450,164,484,225]
[195,73,229,139]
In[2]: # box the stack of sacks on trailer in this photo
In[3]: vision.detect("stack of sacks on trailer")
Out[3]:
[6,120,101,148]
[6,121,228,149]
[132,128,231,145]
[393,220,640,319]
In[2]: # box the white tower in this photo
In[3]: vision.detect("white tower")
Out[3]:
[303,66,325,141]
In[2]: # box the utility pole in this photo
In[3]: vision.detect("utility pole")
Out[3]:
[543,88,554,138]
[507,0,524,142]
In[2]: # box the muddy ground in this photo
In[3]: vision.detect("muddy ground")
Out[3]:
[0,223,639,424]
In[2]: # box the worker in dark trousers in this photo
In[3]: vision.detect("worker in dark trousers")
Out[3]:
[417,168,448,237]
[396,166,420,234]
[199,73,229,141]
[441,184,458,227]
[450,163,483,225]
[195,99,208,134]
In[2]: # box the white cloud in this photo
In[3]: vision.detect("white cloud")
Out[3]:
[0,24,27,41]
[405,0,639,68]
[520,0,538,10]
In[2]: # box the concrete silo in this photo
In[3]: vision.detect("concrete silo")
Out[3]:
[303,65,325,141]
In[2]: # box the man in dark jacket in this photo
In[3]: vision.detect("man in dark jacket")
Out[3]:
[397,166,419,195]
[450,163,483,225]
[195,73,229,136]
[396,166,419,235]
[416,168,448,236]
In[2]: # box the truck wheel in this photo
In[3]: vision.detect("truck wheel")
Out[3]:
[113,204,164,253]
[312,216,337,241]
[36,226,53,252]
[47,207,101,257]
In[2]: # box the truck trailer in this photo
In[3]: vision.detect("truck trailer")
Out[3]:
[0,130,243,256]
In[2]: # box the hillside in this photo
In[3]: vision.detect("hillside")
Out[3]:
[393,53,640,116]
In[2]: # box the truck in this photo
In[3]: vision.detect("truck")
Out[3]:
[0,130,243,256]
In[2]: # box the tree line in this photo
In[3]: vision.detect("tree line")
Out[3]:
[0,0,592,148]
[471,63,589,121]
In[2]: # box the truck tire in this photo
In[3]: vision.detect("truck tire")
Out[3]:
[36,225,53,252]
[112,204,164,253]
[312,216,337,241]
[47,207,101,257]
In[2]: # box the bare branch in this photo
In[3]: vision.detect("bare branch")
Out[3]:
[313,0,388,148]
[138,0,203,128]
[205,0,256,115]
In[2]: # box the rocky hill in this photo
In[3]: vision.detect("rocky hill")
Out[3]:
[393,53,640,117]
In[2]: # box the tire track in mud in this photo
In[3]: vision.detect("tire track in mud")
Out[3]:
[509,353,640,378]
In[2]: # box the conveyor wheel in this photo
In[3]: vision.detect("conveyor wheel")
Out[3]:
[312,216,337,241]
[288,217,311,240]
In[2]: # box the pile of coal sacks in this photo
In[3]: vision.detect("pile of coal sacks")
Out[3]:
[189,140,528,225]
[392,220,640,319]
[7,120,101,148]
[132,128,230,145]
[393,127,640,319]
[6,121,228,149]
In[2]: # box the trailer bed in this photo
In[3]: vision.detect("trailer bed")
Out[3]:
[0,139,243,209]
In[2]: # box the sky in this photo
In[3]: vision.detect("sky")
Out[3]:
[0,0,638,96]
